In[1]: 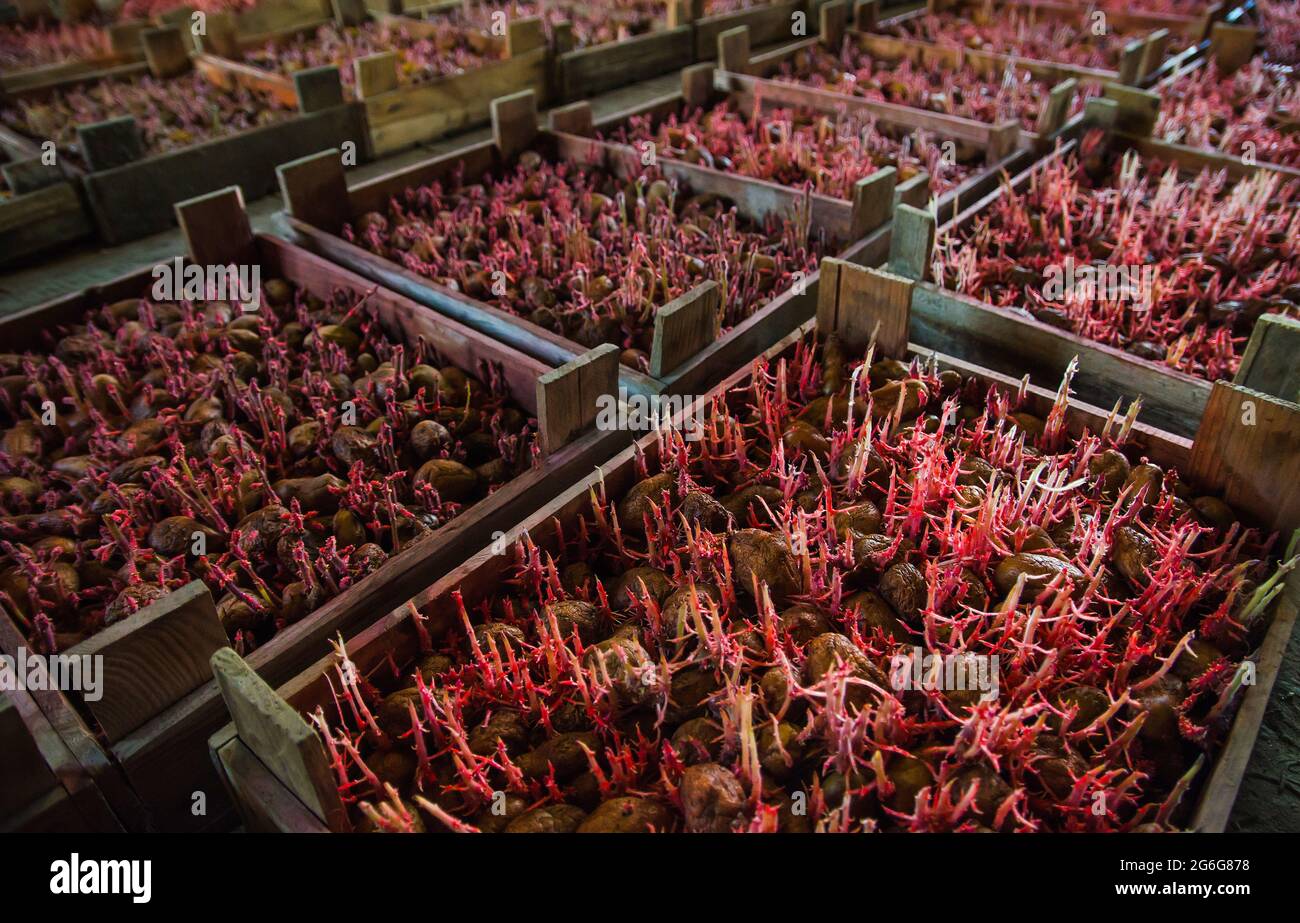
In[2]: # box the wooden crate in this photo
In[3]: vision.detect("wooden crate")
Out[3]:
[0,0,333,94]
[0,186,629,830]
[0,150,92,268]
[194,7,551,157]
[886,91,1300,438]
[206,256,1300,833]
[861,0,1176,86]
[717,0,1094,145]
[0,22,368,244]
[278,85,909,407]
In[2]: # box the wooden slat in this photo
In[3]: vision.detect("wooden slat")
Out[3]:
[1208,22,1257,75]
[143,26,192,79]
[718,25,751,75]
[1234,315,1300,406]
[355,51,400,99]
[1035,78,1076,138]
[537,344,620,456]
[212,735,330,832]
[506,16,546,57]
[278,148,353,233]
[210,648,348,831]
[1103,83,1160,137]
[364,49,547,155]
[817,258,914,356]
[850,166,897,239]
[1188,383,1300,535]
[548,101,594,136]
[68,581,227,744]
[175,186,258,267]
[558,26,694,103]
[888,203,935,281]
[650,281,724,378]
[491,88,539,161]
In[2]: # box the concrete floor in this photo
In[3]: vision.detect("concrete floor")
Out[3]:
[1,65,1298,833]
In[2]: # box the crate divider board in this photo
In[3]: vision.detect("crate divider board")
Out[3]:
[276,86,904,403]
[0,155,93,269]
[0,16,152,94]
[553,14,695,104]
[193,9,551,156]
[0,185,630,830]
[889,117,1300,438]
[206,263,1300,832]
[686,0,809,61]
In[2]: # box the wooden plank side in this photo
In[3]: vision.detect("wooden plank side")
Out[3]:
[650,281,724,378]
[1234,315,1300,406]
[364,49,547,156]
[210,648,348,830]
[910,284,1212,437]
[558,26,694,102]
[0,182,93,268]
[68,581,228,744]
[1187,384,1300,535]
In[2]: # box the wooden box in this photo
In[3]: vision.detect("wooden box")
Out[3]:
[206,256,1300,833]
[0,186,629,830]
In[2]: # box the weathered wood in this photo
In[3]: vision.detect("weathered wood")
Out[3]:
[548,101,594,136]
[850,166,896,239]
[77,117,144,173]
[697,0,804,61]
[354,51,400,99]
[668,0,705,28]
[682,62,715,109]
[1139,28,1171,80]
[1104,83,1160,137]
[68,582,227,744]
[278,148,352,234]
[211,648,349,830]
[109,19,153,56]
[537,344,620,456]
[820,0,849,50]
[175,186,259,268]
[506,16,546,57]
[650,281,724,378]
[557,26,693,104]
[143,26,193,79]
[0,691,59,822]
[211,733,330,832]
[0,181,92,268]
[81,102,366,245]
[294,65,345,113]
[1191,569,1299,832]
[1117,39,1144,86]
[1188,384,1300,535]
[854,0,879,32]
[888,203,935,281]
[817,258,914,355]
[1234,315,1300,406]
[491,88,539,160]
[331,0,367,26]
[718,25,751,75]
[199,12,241,59]
[364,48,548,155]
[1035,78,1076,138]
[1208,22,1257,75]
[894,171,930,211]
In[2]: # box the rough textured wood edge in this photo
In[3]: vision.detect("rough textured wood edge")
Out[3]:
[1234,315,1300,405]
[1187,383,1300,535]
[211,648,349,831]
[817,258,914,355]
[537,343,620,456]
[650,281,724,378]
[67,581,228,744]
[175,185,258,267]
